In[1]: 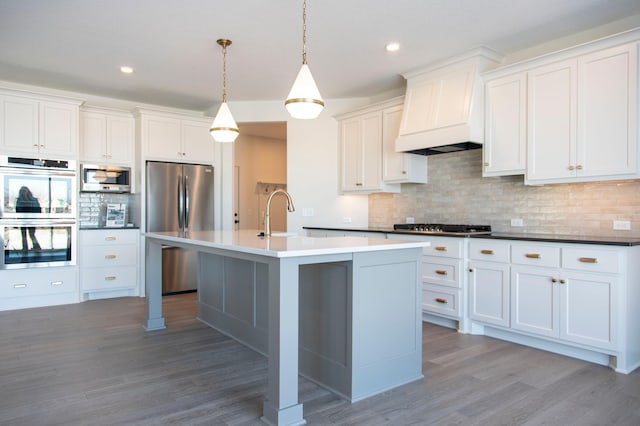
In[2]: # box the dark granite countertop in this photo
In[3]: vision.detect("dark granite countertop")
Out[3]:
[303,226,640,246]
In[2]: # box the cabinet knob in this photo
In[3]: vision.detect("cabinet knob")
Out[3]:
[468,268,474,273]
[576,165,583,170]
[402,171,407,174]
[568,165,575,171]
[435,298,448,304]
[33,143,39,147]
[484,162,490,167]
[559,279,566,284]
[551,277,558,283]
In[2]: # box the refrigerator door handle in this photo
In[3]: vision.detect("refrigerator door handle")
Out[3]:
[184,175,190,230]
[177,176,184,229]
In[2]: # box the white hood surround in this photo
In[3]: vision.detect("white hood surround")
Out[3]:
[396,47,502,155]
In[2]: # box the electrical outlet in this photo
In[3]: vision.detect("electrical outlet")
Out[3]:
[302,208,314,217]
[343,217,352,224]
[406,217,415,224]
[511,218,524,227]
[613,220,631,230]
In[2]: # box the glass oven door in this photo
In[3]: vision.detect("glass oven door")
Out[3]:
[1,220,75,269]
[1,166,76,220]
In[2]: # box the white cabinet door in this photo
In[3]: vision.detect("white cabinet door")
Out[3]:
[483,72,526,176]
[560,271,617,350]
[340,111,383,192]
[511,265,559,338]
[142,115,182,160]
[469,260,510,327]
[383,105,428,183]
[80,111,107,162]
[106,114,134,165]
[578,43,638,178]
[527,59,577,182]
[181,119,214,164]
[39,101,78,157]
[0,95,39,154]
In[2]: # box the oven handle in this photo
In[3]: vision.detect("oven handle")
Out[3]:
[0,219,76,226]
[0,166,76,177]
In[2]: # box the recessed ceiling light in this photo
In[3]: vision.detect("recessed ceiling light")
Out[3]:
[385,42,400,52]
[120,66,134,74]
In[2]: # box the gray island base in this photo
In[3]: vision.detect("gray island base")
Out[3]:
[144,230,428,426]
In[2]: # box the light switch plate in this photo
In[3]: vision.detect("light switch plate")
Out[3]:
[613,220,631,230]
[511,218,524,227]
[302,208,314,217]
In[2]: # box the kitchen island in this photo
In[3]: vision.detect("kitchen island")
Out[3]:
[144,230,428,426]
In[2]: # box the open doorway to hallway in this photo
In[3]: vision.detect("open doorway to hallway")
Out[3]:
[234,122,287,232]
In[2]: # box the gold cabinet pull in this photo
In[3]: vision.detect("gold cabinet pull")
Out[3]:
[525,253,541,259]
[105,236,116,241]
[578,257,597,263]
[435,298,448,304]
[104,276,116,281]
[434,246,447,251]
[568,165,575,171]
[435,269,448,275]
[576,165,583,170]
[484,162,490,167]
[105,254,117,259]
[481,249,494,255]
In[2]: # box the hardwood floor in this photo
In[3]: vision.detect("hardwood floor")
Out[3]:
[1,293,639,425]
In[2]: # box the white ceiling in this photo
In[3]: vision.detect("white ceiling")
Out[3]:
[1,0,640,113]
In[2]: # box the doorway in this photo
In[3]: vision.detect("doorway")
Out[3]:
[234,122,287,232]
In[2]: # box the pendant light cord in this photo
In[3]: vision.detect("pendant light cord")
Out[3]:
[302,0,307,65]
[221,42,228,103]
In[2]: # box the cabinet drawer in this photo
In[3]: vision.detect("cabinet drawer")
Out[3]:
[469,239,510,262]
[511,244,560,267]
[1,268,77,298]
[80,229,139,245]
[423,236,463,258]
[80,244,137,267]
[562,247,621,274]
[81,266,137,291]
[422,257,460,288]
[422,285,460,318]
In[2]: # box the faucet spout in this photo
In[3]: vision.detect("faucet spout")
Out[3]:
[264,189,295,237]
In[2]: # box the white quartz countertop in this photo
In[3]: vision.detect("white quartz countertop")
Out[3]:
[144,229,429,258]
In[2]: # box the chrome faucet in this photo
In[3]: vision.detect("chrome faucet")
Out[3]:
[264,189,295,237]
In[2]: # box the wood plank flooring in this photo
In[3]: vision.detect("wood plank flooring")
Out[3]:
[1,293,639,425]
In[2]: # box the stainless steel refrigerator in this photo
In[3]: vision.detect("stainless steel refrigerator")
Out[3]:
[146,161,215,294]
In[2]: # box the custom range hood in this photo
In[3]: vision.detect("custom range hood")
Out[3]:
[396,48,502,156]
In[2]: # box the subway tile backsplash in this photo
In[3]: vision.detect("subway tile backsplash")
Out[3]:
[369,150,640,237]
[79,192,138,228]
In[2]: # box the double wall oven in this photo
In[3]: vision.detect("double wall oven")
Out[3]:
[1,156,77,269]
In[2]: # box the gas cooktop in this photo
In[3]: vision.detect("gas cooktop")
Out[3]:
[393,223,492,235]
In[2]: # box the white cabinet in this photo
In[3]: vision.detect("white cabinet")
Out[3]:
[483,72,527,176]
[468,239,511,327]
[138,109,215,164]
[80,107,134,166]
[338,97,426,193]
[382,105,428,183]
[526,43,638,184]
[0,92,80,158]
[79,229,139,298]
[0,267,78,311]
[510,243,617,350]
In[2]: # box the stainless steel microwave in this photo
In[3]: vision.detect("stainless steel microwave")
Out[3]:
[80,164,131,193]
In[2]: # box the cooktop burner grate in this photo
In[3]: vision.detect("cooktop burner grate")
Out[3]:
[393,223,491,234]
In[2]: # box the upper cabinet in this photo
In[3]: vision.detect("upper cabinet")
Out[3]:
[0,91,81,159]
[483,72,527,176]
[80,107,134,166]
[527,43,638,184]
[338,97,427,194]
[137,109,215,164]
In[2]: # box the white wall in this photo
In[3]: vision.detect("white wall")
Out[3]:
[226,98,371,233]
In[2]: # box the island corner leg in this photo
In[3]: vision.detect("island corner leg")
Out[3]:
[144,238,166,331]
[261,257,306,426]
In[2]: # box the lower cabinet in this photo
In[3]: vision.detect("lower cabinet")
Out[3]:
[0,266,78,311]
[79,229,140,299]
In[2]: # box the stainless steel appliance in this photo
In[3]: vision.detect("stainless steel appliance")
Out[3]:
[80,164,131,193]
[0,156,77,269]
[393,223,491,236]
[146,161,215,294]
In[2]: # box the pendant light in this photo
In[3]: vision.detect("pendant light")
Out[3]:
[285,0,324,119]
[210,38,239,143]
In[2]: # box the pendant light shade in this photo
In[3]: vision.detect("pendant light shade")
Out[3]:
[210,39,239,143]
[285,0,324,119]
